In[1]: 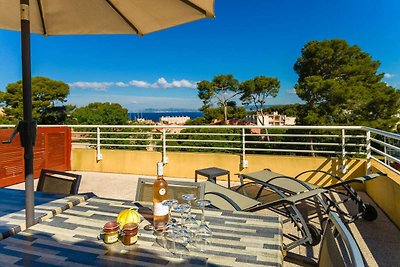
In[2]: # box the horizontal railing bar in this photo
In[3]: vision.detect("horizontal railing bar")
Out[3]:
[246,141,339,146]
[100,138,160,142]
[39,124,365,130]
[166,145,241,151]
[245,141,362,146]
[0,124,365,131]
[245,148,340,154]
[71,131,97,135]
[370,137,400,151]
[73,132,364,139]
[167,139,241,144]
[371,147,400,164]
[371,156,400,175]
[167,132,240,136]
[99,144,162,148]
[364,127,400,141]
[99,131,161,135]
[246,133,365,138]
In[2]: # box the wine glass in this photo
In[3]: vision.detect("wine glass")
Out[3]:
[162,199,178,230]
[194,199,212,251]
[171,204,191,257]
[182,194,197,219]
[182,194,199,240]
[173,227,190,258]
[173,203,190,227]
[164,229,180,254]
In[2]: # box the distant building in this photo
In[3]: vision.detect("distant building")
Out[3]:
[160,116,190,125]
[284,116,296,125]
[135,118,155,124]
[246,112,296,126]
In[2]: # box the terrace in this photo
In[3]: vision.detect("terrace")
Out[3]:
[1,124,400,266]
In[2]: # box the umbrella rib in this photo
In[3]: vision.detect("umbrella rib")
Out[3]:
[104,0,142,35]
[36,0,47,35]
[180,0,213,18]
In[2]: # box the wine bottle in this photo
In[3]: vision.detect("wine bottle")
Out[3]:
[153,161,168,231]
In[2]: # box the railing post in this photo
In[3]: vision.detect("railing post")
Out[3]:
[96,127,102,161]
[162,128,168,164]
[366,130,371,174]
[384,136,387,165]
[241,128,248,168]
[340,128,348,173]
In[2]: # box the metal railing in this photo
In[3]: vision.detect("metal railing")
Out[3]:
[1,124,399,174]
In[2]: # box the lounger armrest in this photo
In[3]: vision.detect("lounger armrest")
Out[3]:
[204,192,242,211]
[324,172,386,190]
[269,189,327,206]
[246,188,327,211]
[295,169,343,183]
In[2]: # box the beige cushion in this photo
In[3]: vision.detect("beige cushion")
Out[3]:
[204,181,260,211]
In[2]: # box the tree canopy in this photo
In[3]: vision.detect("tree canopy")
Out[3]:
[68,102,129,125]
[197,74,240,124]
[294,39,400,130]
[203,106,246,123]
[0,76,70,124]
[240,76,280,125]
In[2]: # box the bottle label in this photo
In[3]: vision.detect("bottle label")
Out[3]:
[157,162,163,176]
[154,202,169,216]
[159,188,166,196]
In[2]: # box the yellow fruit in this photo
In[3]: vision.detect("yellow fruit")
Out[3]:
[116,208,141,227]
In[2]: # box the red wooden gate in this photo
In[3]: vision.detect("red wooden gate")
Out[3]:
[0,127,71,187]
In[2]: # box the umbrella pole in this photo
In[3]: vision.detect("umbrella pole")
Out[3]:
[20,0,35,228]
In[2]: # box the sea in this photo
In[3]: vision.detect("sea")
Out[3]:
[129,111,203,122]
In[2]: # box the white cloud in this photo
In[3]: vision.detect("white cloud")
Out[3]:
[129,77,197,89]
[128,80,152,88]
[115,82,129,87]
[384,73,396,79]
[68,81,113,91]
[69,77,197,91]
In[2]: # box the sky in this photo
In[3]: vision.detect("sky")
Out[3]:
[0,0,399,112]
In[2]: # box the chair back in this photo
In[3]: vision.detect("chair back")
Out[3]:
[135,178,205,202]
[318,212,365,267]
[36,169,82,195]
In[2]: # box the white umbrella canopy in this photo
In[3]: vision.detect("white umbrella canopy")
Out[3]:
[0,0,214,35]
[0,0,214,228]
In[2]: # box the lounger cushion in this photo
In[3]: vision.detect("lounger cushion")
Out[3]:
[241,170,318,193]
[204,181,260,211]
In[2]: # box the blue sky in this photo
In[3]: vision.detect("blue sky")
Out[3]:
[0,0,399,112]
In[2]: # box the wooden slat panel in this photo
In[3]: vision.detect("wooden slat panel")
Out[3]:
[0,127,71,187]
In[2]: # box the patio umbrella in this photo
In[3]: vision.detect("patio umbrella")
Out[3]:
[0,0,214,227]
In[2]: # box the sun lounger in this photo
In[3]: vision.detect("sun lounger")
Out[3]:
[237,169,386,223]
[204,181,325,251]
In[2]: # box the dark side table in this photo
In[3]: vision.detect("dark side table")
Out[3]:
[195,167,231,188]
